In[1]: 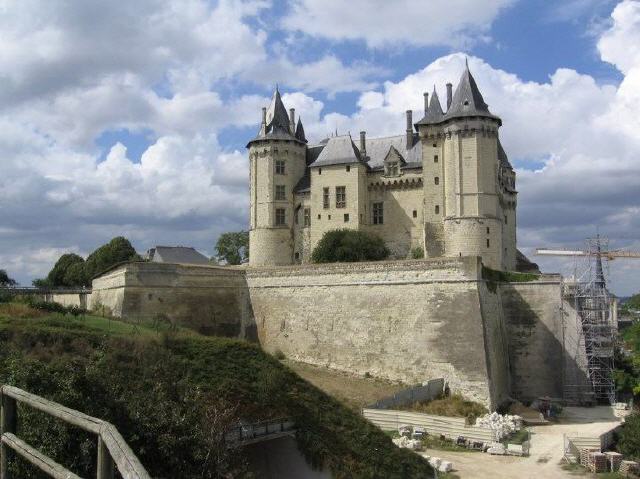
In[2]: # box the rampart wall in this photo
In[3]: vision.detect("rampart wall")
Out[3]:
[87,258,578,410]
[90,262,256,339]
[246,257,510,408]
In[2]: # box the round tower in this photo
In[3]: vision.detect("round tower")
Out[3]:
[247,88,307,266]
[416,62,509,270]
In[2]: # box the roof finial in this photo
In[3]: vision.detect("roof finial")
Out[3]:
[275,83,279,93]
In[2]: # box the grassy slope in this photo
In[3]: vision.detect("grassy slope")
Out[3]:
[0,308,434,478]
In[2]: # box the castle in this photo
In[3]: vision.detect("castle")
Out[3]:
[248,63,518,270]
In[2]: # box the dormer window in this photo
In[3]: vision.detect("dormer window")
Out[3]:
[383,146,405,177]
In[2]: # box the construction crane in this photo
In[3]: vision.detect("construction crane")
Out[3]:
[536,248,640,261]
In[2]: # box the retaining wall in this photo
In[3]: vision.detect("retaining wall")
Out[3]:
[90,262,256,339]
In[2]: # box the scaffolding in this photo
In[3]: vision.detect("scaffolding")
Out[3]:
[563,236,616,404]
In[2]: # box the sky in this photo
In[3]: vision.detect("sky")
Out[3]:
[0,0,639,295]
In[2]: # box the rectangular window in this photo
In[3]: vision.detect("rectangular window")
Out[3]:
[432,143,437,147]
[486,227,490,234]
[504,215,508,224]
[346,165,350,172]
[434,155,438,163]
[373,202,384,225]
[434,177,439,185]
[275,208,286,226]
[317,214,321,220]
[435,205,440,214]
[413,210,417,218]
[304,208,311,227]
[344,213,349,222]
[275,160,286,175]
[336,186,346,208]
[323,187,330,209]
[487,238,490,248]
[318,168,322,175]
[275,185,286,201]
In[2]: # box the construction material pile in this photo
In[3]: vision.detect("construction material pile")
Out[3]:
[392,436,422,451]
[474,412,523,441]
[423,456,453,473]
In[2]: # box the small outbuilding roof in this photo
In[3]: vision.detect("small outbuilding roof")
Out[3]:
[147,246,210,265]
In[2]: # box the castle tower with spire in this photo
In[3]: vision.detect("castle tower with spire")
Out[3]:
[247,64,518,270]
[247,88,308,266]
[415,61,517,270]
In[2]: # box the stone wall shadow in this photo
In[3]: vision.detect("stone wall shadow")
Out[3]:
[500,283,591,403]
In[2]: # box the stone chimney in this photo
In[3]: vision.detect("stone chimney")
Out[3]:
[289,108,295,133]
[261,107,267,135]
[360,131,367,159]
[423,92,429,115]
[406,110,413,149]
[446,83,453,110]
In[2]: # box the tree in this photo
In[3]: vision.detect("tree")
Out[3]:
[0,269,17,287]
[32,278,51,288]
[215,231,249,265]
[47,253,84,287]
[64,262,90,287]
[84,236,139,279]
[311,229,389,263]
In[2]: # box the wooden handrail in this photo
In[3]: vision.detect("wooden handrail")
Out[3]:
[0,385,150,479]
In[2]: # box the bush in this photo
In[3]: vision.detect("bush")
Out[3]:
[618,413,640,460]
[411,247,424,259]
[311,229,389,263]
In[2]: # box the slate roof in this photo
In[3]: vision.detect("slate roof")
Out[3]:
[498,140,513,169]
[308,135,364,167]
[148,246,210,265]
[247,88,304,146]
[443,63,501,124]
[363,135,422,170]
[415,87,444,125]
[295,117,307,143]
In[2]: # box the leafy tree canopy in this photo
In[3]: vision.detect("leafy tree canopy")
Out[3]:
[622,293,640,312]
[0,269,17,287]
[47,253,84,287]
[84,236,139,279]
[311,229,389,263]
[215,231,249,265]
[618,413,640,460]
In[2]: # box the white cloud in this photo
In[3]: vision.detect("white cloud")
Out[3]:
[281,0,515,48]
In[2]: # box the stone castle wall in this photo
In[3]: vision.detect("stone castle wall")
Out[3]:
[88,258,577,409]
[245,257,509,408]
[90,262,256,339]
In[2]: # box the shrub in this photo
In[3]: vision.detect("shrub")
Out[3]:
[618,413,640,460]
[411,247,424,259]
[311,229,389,263]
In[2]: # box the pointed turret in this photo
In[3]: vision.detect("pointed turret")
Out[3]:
[416,86,445,125]
[247,87,304,146]
[295,117,307,143]
[443,63,501,124]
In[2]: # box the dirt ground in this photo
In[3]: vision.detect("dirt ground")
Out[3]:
[420,406,624,479]
[282,359,405,411]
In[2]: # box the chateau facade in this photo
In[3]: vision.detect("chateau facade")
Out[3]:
[248,65,517,270]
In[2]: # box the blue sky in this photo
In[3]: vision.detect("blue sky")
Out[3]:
[1,0,639,295]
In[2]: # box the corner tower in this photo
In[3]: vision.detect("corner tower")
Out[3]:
[417,63,516,270]
[247,88,307,266]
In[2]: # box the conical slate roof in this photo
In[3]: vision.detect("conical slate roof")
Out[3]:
[295,117,307,143]
[416,86,444,125]
[443,62,501,124]
[497,140,512,169]
[247,87,303,146]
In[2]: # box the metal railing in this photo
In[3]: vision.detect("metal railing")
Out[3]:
[0,385,150,479]
[224,418,295,446]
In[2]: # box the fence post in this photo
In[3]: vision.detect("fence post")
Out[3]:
[97,437,115,479]
[1,390,17,479]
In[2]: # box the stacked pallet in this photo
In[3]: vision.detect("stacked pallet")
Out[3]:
[604,451,623,472]
[586,452,607,473]
[580,448,600,467]
[620,460,639,476]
